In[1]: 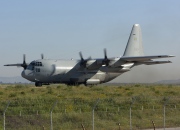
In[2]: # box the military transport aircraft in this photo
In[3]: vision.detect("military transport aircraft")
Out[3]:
[4,24,174,86]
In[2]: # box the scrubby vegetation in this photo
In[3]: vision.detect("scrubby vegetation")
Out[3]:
[0,84,180,129]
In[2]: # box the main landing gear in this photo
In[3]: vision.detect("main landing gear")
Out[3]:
[35,82,42,87]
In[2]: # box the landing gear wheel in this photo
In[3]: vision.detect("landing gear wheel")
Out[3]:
[35,82,42,87]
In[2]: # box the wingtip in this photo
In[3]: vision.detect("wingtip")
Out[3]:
[168,60,172,63]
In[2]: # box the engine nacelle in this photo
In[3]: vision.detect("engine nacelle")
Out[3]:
[86,60,101,70]
[86,79,100,85]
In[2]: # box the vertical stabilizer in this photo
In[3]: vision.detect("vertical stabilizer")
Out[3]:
[123,24,144,56]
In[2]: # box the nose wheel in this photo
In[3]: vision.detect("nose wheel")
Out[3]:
[35,82,42,87]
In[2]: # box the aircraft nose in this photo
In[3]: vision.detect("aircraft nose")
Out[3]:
[21,70,26,78]
[21,70,25,78]
[21,70,34,82]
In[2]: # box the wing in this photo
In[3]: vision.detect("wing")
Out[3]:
[4,63,29,69]
[4,64,23,67]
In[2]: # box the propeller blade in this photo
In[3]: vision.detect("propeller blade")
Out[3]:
[79,52,84,61]
[79,52,85,66]
[104,48,107,59]
[23,54,26,64]
[103,49,110,66]
[78,52,91,67]
[22,54,27,69]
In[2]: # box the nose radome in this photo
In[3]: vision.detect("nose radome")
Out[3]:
[21,70,35,82]
[21,70,25,78]
[21,69,33,78]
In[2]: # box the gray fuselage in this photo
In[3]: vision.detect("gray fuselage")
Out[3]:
[21,58,130,85]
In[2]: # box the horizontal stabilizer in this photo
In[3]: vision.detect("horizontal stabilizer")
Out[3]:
[120,55,175,62]
[137,61,172,65]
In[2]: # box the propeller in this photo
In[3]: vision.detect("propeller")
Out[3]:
[21,54,27,69]
[79,52,84,62]
[4,54,27,69]
[79,52,91,67]
[103,48,110,66]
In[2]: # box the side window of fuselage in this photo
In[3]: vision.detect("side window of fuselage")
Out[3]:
[35,68,40,72]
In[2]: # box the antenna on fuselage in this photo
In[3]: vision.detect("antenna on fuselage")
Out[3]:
[41,54,44,59]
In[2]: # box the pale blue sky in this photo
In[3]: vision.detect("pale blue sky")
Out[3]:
[0,0,180,83]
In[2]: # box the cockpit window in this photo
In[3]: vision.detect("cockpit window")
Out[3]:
[27,61,35,70]
[26,61,43,70]
[35,62,42,66]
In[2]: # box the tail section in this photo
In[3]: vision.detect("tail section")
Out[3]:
[123,24,144,56]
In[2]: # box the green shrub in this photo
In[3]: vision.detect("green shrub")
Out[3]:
[135,84,140,87]
[127,91,134,96]
[164,91,177,96]
[9,93,17,97]
[31,89,35,92]
[150,87,155,92]
[0,91,3,95]
[125,88,130,91]
[20,91,25,95]
[57,85,63,89]
[5,85,13,90]
[15,84,24,88]
[168,84,172,88]
[47,88,53,94]
[155,90,160,94]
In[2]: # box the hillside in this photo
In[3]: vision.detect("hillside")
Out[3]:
[155,79,180,84]
[0,76,29,83]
